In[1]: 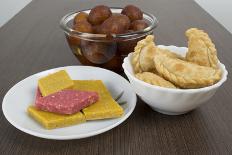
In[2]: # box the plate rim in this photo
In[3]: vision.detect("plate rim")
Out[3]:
[2,66,137,140]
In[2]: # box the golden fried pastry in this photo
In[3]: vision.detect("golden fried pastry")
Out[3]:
[132,35,156,73]
[185,28,219,69]
[132,35,182,73]
[157,48,183,60]
[186,28,209,38]
[136,72,176,88]
[153,54,221,88]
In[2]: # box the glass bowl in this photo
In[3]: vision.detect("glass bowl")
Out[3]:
[60,7,158,72]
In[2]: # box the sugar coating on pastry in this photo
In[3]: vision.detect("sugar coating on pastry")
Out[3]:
[154,54,222,88]
[135,72,176,88]
[185,28,219,69]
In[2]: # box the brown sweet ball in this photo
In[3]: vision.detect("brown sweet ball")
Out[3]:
[130,20,148,31]
[118,36,145,55]
[103,55,122,72]
[73,12,88,24]
[67,35,81,46]
[112,13,130,30]
[100,14,130,34]
[73,20,93,33]
[117,39,137,55]
[81,42,116,64]
[93,25,101,34]
[121,5,143,21]
[88,5,112,25]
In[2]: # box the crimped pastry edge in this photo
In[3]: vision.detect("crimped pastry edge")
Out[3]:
[186,28,219,69]
[154,55,222,88]
[131,35,155,73]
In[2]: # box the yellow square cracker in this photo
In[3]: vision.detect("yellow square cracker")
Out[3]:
[27,106,85,129]
[72,80,124,120]
[38,70,74,96]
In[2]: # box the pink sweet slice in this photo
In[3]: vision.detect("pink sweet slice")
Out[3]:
[35,88,99,114]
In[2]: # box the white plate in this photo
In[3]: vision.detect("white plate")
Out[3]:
[2,66,137,140]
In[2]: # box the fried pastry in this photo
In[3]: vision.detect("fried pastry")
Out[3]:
[132,35,182,73]
[185,28,219,69]
[132,35,156,73]
[154,54,221,88]
[135,72,176,88]
[157,48,183,60]
[186,28,209,39]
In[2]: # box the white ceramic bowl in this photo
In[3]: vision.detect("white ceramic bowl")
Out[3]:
[122,45,228,115]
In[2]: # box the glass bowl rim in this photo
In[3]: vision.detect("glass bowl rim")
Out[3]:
[60,7,158,40]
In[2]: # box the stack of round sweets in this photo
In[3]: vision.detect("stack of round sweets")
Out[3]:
[68,5,150,70]
[72,5,148,35]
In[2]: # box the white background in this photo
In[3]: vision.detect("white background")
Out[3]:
[0,0,231,34]
[195,0,232,33]
[0,0,31,27]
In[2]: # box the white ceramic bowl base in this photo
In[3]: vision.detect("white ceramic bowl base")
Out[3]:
[123,45,228,115]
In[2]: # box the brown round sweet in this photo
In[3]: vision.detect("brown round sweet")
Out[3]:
[121,5,143,21]
[112,13,130,30]
[67,35,81,46]
[117,36,146,55]
[73,12,88,24]
[117,39,137,54]
[73,20,93,33]
[100,14,130,34]
[93,25,102,34]
[88,5,112,25]
[81,42,116,64]
[103,55,122,71]
[130,20,148,31]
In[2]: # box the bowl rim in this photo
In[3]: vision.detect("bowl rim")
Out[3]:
[122,45,228,93]
[60,7,158,40]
